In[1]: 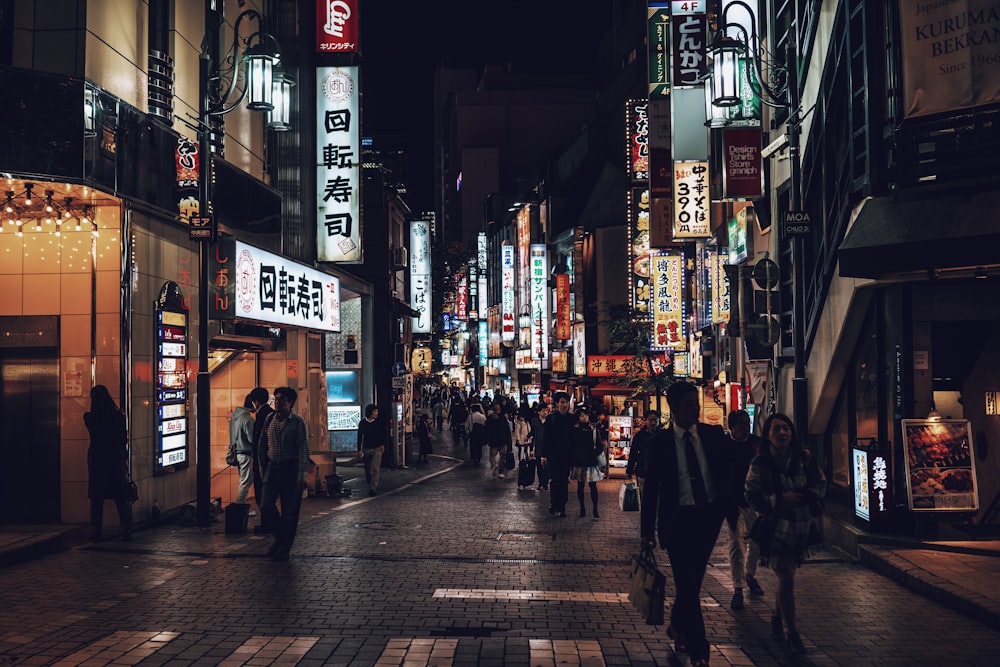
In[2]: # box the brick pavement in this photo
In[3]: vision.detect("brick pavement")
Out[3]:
[1,420,999,666]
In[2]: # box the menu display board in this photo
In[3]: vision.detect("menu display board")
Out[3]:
[901,419,978,511]
[607,415,634,475]
[155,307,189,472]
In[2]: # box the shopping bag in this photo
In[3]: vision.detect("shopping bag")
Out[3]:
[504,449,516,471]
[627,549,665,625]
[619,482,639,511]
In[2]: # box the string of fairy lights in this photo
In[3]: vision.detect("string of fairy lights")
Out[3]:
[3,182,99,237]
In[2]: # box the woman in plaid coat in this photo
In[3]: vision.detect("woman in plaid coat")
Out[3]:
[745,412,826,656]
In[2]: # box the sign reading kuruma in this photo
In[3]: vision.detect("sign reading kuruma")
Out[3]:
[899,0,1000,118]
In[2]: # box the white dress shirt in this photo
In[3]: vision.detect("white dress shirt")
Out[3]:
[673,424,716,506]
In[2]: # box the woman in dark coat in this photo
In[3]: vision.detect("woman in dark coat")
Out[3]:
[416,413,433,463]
[84,385,132,541]
[569,407,604,518]
[745,412,826,656]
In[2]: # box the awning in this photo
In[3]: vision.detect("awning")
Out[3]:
[391,299,421,318]
[839,182,1000,278]
[589,381,636,395]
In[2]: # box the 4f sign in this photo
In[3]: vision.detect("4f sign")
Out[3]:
[783,210,812,236]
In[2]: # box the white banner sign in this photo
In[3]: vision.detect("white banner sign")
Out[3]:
[502,244,516,342]
[673,160,711,238]
[317,66,361,262]
[410,220,431,333]
[235,241,341,331]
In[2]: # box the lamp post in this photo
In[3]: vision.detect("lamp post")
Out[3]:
[193,9,282,526]
[709,2,808,438]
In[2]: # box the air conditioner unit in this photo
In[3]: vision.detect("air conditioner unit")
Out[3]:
[393,246,408,268]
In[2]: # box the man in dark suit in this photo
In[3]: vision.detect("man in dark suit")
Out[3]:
[640,381,735,667]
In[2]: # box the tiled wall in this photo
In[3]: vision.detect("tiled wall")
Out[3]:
[0,202,122,523]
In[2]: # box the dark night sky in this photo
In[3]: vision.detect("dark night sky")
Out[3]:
[359,1,613,213]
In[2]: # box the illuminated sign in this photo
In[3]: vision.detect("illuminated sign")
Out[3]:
[629,187,652,319]
[410,220,431,333]
[627,100,649,181]
[648,2,670,97]
[670,1,707,87]
[501,245,515,342]
[723,128,763,199]
[328,405,362,431]
[233,241,341,331]
[155,284,188,474]
[711,251,730,325]
[479,320,489,366]
[672,160,710,238]
[530,245,549,363]
[316,0,358,53]
[317,66,361,261]
[586,355,665,378]
[555,272,571,340]
[573,322,587,375]
[650,251,685,351]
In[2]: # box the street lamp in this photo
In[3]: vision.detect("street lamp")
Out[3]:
[709,1,808,439]
[194,9,284,526]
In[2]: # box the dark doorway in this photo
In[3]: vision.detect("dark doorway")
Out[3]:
[0,348,60,522]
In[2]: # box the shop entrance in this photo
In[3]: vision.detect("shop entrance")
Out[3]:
[0,346,60,522]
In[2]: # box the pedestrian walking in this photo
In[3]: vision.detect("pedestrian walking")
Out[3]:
[450,399,469,447]
[84,385,133,542]
[486,402,512,478]
[745,412,827,656]
[569,407,603,518]
[432,397,446,432]
[465,403,487,466]
[530,403,551,490]
[625,410,661,499]
[357,404,388,496]
[229,394,255,505]
[542,391,575,517]
[416,413,433,463]
[726,409,765,610]
[512,413,531,463]
[257,386,309,562]
[249,387,273,530]
[640,381,735,667]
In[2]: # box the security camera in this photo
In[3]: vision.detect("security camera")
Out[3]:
[761,133,789,159]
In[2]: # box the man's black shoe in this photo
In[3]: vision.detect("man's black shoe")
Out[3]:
[368,490,377,497]
[667,624,687,654]
[747,575,765,597]
[731,589,745,610]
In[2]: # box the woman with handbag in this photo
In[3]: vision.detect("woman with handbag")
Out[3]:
[745,412,827,656]
[84,385,133,542]
[569,407,603,518]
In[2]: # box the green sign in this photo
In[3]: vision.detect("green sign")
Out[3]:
[648,4,670,98]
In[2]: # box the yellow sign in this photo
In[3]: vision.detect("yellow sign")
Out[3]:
[411,346,432,377]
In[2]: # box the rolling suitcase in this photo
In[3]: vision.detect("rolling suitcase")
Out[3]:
[536,459,551,489]
[517,457,536,489]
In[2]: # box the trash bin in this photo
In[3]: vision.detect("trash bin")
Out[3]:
[325,473,343,497]
[224,502,250,534]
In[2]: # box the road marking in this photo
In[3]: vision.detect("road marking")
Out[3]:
[433,588,629,603]
[53,630,179,665]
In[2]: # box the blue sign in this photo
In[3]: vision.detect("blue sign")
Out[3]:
[391,362,408,377]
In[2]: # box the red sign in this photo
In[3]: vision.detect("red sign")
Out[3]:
[722,128,762,199]
[316,0,359,53]
[175,137,199,221]
[556,273,571,340]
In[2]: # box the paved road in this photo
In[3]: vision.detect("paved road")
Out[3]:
[1,433,999,666]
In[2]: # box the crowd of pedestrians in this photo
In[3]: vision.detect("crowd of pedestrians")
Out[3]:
[213,378,826,664]
[417,380,826,665]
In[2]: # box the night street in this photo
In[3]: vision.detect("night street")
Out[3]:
[2,429,998,667]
